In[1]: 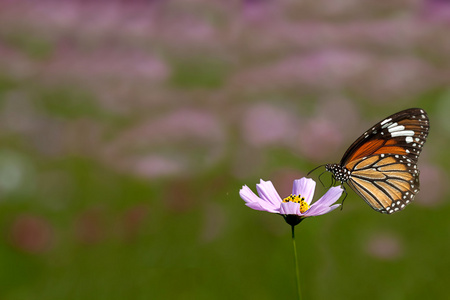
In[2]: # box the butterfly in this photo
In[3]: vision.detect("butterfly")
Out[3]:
[320,108,429,214]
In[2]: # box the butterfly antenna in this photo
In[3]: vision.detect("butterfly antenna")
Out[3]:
[307,164,327,177]
[340,184,348,211]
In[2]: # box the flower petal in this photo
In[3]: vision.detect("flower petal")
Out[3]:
[292,178,316,205]
[256,180,283,207]
[245,201,276,212]
[310,186,343,209]
[304,203,340,217]
[280,201,301,215]
[239,185,258,204]
[239,185,279,213]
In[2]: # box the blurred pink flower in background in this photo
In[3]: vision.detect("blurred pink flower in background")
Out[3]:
[120,204,149,241]
[416,163,448,207]
[131,155,187,179]
[365,232,403,260]
[241,103,300,148]
[9,214,54,254]
[356,56,438,103]
[242,0,281,22]
[339,19,423,50]
[0,95,60,156]
[159,14,219,47]
[298,118,343,162]
[295,50,370,90]
[74,207,107,245]
[230,50,371,92]
[46,49,170,85]
[298,97,360,161]
[315,97,360,138]
[101,109,226,179]
[422,0,450,22]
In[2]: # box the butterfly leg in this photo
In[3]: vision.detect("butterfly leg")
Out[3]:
[318,170,327,187]
[331,176,337,188]
[340,184,348,211]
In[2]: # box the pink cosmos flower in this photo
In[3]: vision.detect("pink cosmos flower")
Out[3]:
[240,177,343,226]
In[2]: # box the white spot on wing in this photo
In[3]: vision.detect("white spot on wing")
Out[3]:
[380,118,392,126]
[406,136,413,143]
[388,125,406,133]
[391,130,415,137]
[387,122,398,129]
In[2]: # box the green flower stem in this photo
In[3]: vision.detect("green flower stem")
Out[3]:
[292,225,302,300]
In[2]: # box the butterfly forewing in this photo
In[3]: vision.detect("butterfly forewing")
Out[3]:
[327,108,429,214]
[340,108,429,166]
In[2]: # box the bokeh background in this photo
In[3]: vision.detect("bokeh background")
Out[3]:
[0,0,449,299]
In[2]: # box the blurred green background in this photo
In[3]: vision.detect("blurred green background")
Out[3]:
[0,1,449,299]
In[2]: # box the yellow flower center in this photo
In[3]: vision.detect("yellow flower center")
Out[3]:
[283,194,310,213]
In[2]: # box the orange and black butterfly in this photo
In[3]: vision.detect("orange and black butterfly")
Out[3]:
[322,108,429,214]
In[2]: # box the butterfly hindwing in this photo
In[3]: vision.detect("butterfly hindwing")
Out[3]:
[347,153,420,214]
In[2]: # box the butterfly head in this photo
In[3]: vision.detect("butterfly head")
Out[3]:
[325,163,350,184]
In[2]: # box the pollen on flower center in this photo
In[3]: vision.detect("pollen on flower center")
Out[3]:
[283,194,310,213]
